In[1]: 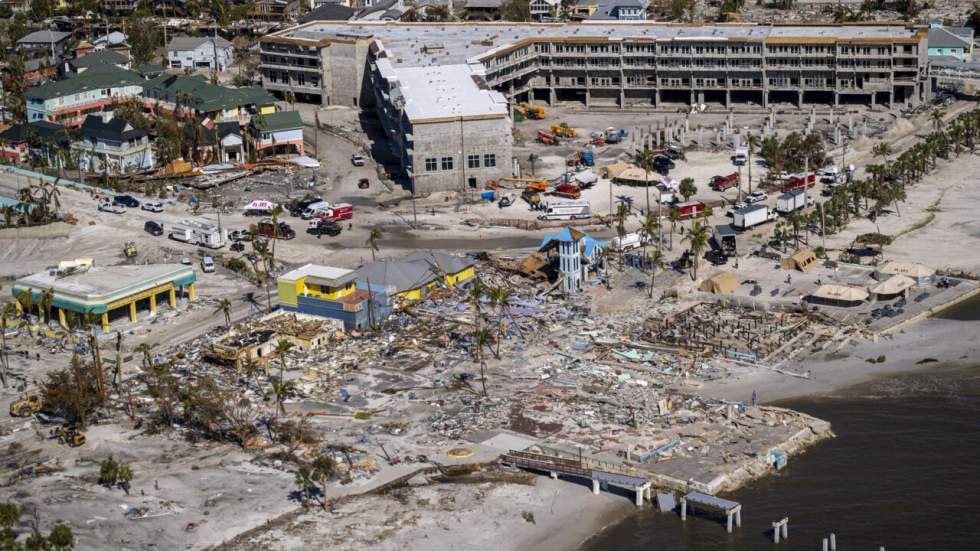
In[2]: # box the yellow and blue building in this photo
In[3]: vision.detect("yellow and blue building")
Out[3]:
[276,252,476,329]
[11,262,196,333]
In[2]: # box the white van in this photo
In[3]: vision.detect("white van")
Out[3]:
[538,201,591,221]
[301,201,330,219]
[201,256,215,273]
[611,232,643,252]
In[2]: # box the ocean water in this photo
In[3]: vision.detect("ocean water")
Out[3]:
[583,303,980,551]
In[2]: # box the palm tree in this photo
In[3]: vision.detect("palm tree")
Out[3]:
[930,108,945,133]
[274,339,293,382]
[268,375,297,417]
[135,342,158,369]
[645,249,664,299]
[294,463,317,508]
[745,132,759,194]
[0,303,16,387]
[786,210,802,249]
[632,148,656,215]
[678,177,696,202]
[668,207,681,251]
[487,285,514,357]
[615,202,629,264]
[366,228,383,262]
[682,220,710,280]
[639,212,659,261]
[474,327,493,396]
[214,298,232,327]
[39,288,55,327]
[311,454,337,510]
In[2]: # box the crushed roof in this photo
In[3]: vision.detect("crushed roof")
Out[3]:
[355,252,474,293]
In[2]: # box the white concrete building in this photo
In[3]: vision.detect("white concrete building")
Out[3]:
[167,36,234,71]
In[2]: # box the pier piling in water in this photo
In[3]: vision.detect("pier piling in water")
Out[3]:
[772,518,788,543]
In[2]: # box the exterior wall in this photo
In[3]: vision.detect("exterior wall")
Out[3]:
[254,127,305,155]
[445,266,476,286]
[168,44,234,71]
[1,142,27,162]
[27,83,144,126]
[286,292,391,330]
[408,116,512,194]
[928,46,969,61]
[74,136,155,173]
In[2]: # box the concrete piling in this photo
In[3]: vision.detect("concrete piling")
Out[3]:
[822,538,828,551]
[830,533,836,550]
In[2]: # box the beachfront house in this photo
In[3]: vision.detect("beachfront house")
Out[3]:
[72,113,154,174]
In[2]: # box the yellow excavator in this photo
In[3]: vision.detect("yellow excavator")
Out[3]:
[10,395,42,417]
[519,103,545,119]
[123,241,138,259]
[51,425,86,447]
[551,122,577,138]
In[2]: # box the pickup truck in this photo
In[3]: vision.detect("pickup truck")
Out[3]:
[99,201,126,214]
[709,173,738,191]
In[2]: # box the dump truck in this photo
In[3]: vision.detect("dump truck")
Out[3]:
[10,395,42,417]
[551,123,576,138]
[123,242,138,258]
[537,130,557,145]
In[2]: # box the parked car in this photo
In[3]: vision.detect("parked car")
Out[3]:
[113,195,140,208]
[144,220,163,236]
[99,202,125,214]
[230,241,245,252]
[308,221,342,237]
[652,155,674,173]
[914,292,930,303]
[704,249,727,266]
[141,201,164,212]
[358,178,370,189]
[229,229,252,241]
[201,256,215,273]
[180,256,192,265]
[289,197,323,217]
[745,191,768,204]
[351,154,366,167]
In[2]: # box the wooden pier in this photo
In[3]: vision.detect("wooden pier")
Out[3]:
[502,450,651,506]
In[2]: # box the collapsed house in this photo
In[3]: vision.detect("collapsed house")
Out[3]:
[206,310,341,368]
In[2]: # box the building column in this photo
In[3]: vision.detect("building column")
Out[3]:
[798,90,803,108]
[635,487,643,507]
[549,87,556,106]
[834,91,839,107]
[870,92,876,108]
[150,294,157,316]
[727,512,733,533]
[762,90,768,109]
[619,88,625,109]
[57,308,66,328]
[129,301,137,322]
[188,283,197,302]
[592,479,600,495]
[101,312,110,334]
[725,89,730,108]
[690,90,696,106]
[169,287,177,308]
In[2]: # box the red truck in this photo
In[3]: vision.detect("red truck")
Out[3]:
[552,183,581,199]
[310,203,353,227]
[710,173,738,191]
[783,173,816,192]
[674,200,707,220]
[257,219,296,240]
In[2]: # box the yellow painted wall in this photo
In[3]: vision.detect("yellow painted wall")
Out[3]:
[445,266,476,286]
[259,105,277,115]
[306,281,355,300]
[277,279,302,307]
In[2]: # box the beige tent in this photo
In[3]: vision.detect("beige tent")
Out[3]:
[871,274,915,297]
[601,161,632,180]
[781,249,818,272]
[877,261,935,283]
[613,166,658,185]
[699,271,739,294]
[808,284,869,305]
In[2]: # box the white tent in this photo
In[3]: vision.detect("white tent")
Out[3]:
[243,199,278,212]
[877,261,935,284]
[871,274,915,297]
[809,284,869,305]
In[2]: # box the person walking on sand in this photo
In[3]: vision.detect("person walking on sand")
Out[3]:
[751,390,757,406]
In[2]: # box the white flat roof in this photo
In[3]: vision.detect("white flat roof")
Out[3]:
[267,22,922,69]
[388,63,508,121]
[279,263,356,285]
